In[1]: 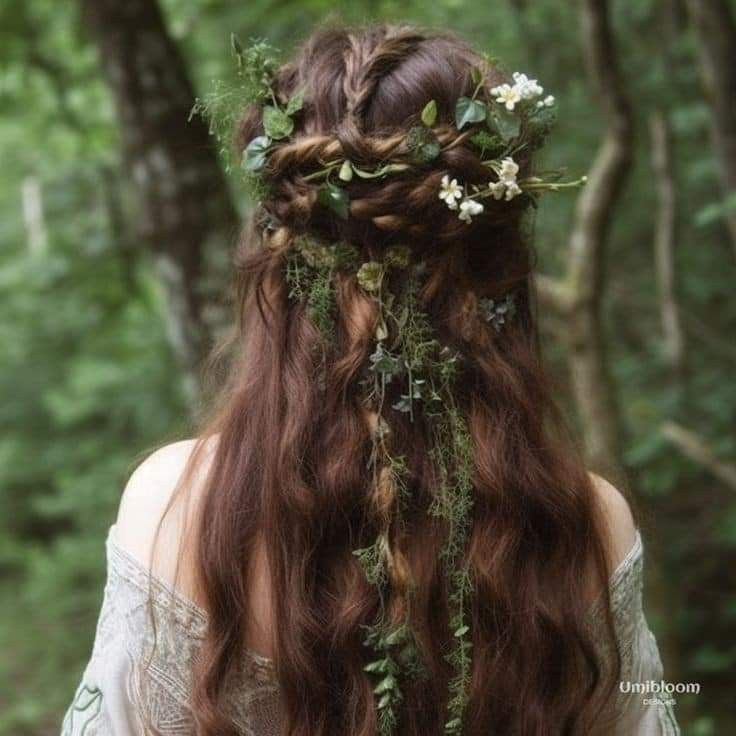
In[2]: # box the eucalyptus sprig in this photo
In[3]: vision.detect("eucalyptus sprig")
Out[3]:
[363,621,425,736]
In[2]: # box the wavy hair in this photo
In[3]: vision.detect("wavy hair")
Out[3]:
[171,23,621,736]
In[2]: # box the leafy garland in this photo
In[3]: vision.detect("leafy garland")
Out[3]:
[191,36,586,222]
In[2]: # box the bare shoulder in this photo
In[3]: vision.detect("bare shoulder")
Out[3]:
[589,472,638,573]
[114,436,218,589]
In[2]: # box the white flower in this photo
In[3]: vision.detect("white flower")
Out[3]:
[498,157,520,184]
[439,174,463,210]
[487,158,523,202]
[458,198,484,223]
[504,181,522,201]
[537,94,555,108]
[491,83,522,111]
[489,181,506,200]
[512,72,543,100]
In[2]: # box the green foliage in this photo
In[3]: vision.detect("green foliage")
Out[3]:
[262,105,293,139]
[405,125,441,164]
[0,169,187,731]
[317,181,350,219]
[230,35,279,103]
[486,105,520,141]
[242,134,272,171]
[285,235,359,339]
[455,96,487,130]
[420,99,438,127]
[356,261,478,734]
[470,129,505,159]
[190,77,246,171]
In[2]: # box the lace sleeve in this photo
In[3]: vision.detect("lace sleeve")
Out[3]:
[60,535,147,735]
[60,528,282,736]
[589,533,681,735]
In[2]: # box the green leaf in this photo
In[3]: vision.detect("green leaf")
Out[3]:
[406,126,441,164]
[470,66,483,86]
[374,674,397,694]
[242,135,271,171]
[364,659,389,673]
[454,624,469,637]
[263,105,294,140]
[375,320,388,341]
[421,99,438,127]
[487,107,520,142]
[377,692,392,709]
[317,182,350,219]
[338,159,353,182]
[455,96,487,130]
[417,140,440,163]
[384,627,405,646]
[395,306,410,330]
[285,90,304,115]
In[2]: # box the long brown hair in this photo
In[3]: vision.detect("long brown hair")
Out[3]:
[174,23,620,736]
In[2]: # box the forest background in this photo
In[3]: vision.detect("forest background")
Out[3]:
[1,0,735,733]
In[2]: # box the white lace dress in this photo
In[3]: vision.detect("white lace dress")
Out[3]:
[61,526,680,735]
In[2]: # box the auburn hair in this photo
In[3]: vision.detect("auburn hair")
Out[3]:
[169,23,621,736]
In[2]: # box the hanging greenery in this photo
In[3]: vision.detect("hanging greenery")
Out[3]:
[283,234,511,735]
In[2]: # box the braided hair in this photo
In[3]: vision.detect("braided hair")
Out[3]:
[185,23,620,736]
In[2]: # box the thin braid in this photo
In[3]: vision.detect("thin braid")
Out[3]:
[342,33,373,119]
[350,29,427,124]
[336,28,425,162]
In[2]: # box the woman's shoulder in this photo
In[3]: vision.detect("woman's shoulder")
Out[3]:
[588,472,639,576]
[114,436,218,596]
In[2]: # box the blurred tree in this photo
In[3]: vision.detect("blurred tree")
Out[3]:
[650,111,685,375]
[536,0,633,479]
[685,0,736,259]
[79,0,239,393]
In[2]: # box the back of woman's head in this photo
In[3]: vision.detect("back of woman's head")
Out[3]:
[188,23,618,736]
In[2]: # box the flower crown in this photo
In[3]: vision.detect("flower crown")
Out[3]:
[193,36,586,228]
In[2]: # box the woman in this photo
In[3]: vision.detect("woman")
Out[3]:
[62,24,679,736]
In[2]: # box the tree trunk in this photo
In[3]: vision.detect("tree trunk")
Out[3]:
[536,0,634,480]
[649,111,685,374]
[79,0,239,392]
[21,176,48,256]
[686,0,736,258]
